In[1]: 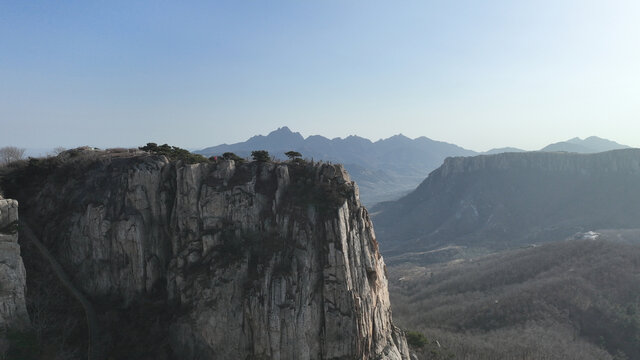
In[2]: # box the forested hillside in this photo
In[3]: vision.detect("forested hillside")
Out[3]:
[390,239,640,360]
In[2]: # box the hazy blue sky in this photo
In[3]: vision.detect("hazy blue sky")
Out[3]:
[1,0,639,152]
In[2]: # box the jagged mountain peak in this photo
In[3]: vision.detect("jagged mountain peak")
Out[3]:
[375,133,412,144]
[246,125,305,144]
[266,126,298,137]
[272,125,292,132]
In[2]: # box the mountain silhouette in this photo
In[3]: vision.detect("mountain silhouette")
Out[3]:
[197,127,476,204]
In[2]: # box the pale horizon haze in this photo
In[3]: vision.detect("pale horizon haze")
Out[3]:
[2,1,639,153]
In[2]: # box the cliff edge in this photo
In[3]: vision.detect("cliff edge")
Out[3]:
[0,196,29,341]
[2,148,409,359]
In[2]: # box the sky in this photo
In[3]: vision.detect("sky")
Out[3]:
[1,0,639,152]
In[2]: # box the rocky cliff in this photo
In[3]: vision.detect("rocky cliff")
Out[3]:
[0,196,29,333]
[2,149,409,359]
[373,149,640,257]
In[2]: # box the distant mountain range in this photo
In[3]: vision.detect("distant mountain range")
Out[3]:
[197,127,476,204]
[540,136,630,153]
[372,149,640,256]
[483,147,526,154]
[197,128,632,205]
[483,136,629,154]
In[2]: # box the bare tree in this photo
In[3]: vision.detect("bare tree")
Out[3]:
[0,146,26,165]
[52,147,67,155]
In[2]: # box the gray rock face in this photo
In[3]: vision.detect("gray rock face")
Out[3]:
[0,197,29,331]
[12,152,409,359]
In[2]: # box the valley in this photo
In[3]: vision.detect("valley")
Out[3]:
[389,237,640,359]
[371,148,640,359]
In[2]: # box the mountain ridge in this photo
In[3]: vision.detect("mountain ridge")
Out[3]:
[197,127,476,205]
[540,136,630,153]
[372,148,640,256]
[197,128,632,205]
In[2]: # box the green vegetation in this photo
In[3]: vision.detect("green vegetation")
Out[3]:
[284,163,351,214]
[406,330,428,348]
[284,151,302,160]
[221,152,244,162]
[139,143,208,164]
[0,155,80,190]
[251,150,270,162]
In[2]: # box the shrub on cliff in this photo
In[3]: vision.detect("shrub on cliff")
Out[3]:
[284,163,352,214]
[251,150,270,162]
[221,152,244,163]
[139,143,208,164]
[285,151,302,160]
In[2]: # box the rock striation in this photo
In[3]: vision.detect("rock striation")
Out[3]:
[0,196,29,332]
[5,149,409,359]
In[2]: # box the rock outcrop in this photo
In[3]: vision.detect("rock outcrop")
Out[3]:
[4,149,409,359]
[0,195,30,354]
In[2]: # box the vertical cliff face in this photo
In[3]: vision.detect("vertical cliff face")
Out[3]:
[0,196,29,333]
[5,150,409,359]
